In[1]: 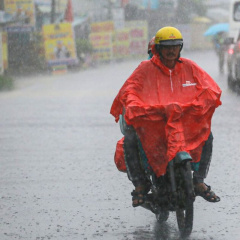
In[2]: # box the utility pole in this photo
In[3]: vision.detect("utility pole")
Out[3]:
[51,0,56,23]
[0,1,4,11]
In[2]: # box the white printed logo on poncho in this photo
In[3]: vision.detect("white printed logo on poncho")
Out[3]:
[182,81,197,87]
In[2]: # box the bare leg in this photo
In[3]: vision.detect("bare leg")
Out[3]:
[193,133,220,202]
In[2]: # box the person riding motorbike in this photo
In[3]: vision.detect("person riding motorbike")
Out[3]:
[111,27,222,207]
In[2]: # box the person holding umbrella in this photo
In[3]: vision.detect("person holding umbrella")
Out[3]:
[204,23,229,73]
[212,31,227,73]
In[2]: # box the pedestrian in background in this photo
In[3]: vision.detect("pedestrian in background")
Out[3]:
[213,31,227,73]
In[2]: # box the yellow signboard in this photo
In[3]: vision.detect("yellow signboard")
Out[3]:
[4,0,35,27]
[89,32,113,60]
[0,32,8,74]
[126,21,148,55]
[113,29,130,58]
[42,23,78,66]
[89,21,114,61]
[89,20,148,60]
[2,33,8,71]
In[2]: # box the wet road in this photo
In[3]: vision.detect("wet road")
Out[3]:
[0,50,240,240]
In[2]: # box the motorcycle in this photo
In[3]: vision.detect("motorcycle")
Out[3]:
[139,151,195,238]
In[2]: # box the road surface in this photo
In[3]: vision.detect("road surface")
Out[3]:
[0,50,240,239]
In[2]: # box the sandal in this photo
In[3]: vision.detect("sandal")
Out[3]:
[131,185,150,207]
[194,183,220,203]
[131,190,146,207]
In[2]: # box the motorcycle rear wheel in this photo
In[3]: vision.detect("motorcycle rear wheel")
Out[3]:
[176,161,194,238]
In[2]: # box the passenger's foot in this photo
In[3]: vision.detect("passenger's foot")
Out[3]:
[194,183,220,203]
[131,185,150,207]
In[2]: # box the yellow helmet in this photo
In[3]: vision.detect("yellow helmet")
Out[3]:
[154,26,183,46]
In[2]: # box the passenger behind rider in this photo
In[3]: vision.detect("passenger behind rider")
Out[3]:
[111,27,222,207]
[147,36,155,59]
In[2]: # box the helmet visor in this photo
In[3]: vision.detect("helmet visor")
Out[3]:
[159,39,183,46]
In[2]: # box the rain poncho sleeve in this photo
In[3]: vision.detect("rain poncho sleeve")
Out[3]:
[110,56,222,177]
[111,61,166,124]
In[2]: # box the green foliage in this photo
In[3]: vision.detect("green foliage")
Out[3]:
[0,74,14,91]
[29,32,47,71]
[76,39,93,58]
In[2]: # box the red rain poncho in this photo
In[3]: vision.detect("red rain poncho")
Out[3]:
[110,55,222,177]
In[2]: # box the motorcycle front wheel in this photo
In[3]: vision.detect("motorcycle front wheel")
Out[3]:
[176,161,194,238]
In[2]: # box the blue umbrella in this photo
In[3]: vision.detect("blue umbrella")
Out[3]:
[204,23,229,36]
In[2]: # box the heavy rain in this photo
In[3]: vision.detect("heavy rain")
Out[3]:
[0,0,240,239]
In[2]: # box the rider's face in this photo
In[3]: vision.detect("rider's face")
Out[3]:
[161,45,181,61]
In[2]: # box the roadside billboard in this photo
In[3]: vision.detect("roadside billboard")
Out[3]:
[89,32,113,60]
[4,0,35,31]
[113,29,130,58]
[90,21,114,61]
[126,21,148,55]
[42,22,78,66]
[0,32,8,74]
[89,20,148,61]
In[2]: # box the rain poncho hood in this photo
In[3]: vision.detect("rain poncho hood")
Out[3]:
[111,55,222,177]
